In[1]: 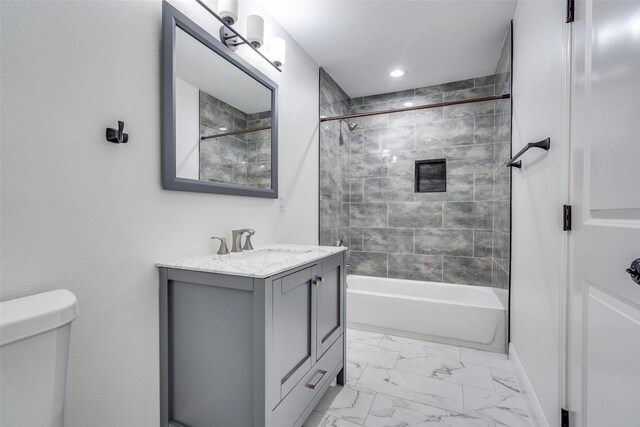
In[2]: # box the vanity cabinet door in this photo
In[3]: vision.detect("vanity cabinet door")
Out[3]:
[316,254,344,358]
[272,265,319,402]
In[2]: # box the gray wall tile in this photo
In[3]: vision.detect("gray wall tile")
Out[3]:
[363,228,414,254]
[474,115,495,144]
[474,173,494,201]
[388,254,443,282]
[388,202,443,228]
[443,85,495,102]
[474,75,496,87]
[348,228,363,251]
[351,153,388,178]
[473,231,493,257]
[443,201,494,230]
[388,108,443,127]
[363,177,414,202]
[350,203,388,227]
[350,179,364,203]
[444,100,495,119]
[443,256,493,286]
[414,173,473,202]
[414,117,475,149]
[415,229,473,256]
[445,144,495,174]
[348,251,388,277]
[364,126,415,153]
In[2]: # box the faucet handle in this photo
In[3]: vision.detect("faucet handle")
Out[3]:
[242,230,255,250]
[211,236,230,255]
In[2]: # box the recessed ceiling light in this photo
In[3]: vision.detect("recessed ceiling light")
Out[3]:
[219,127,228,131]
[390,69,405,78]
[403,102,414,107]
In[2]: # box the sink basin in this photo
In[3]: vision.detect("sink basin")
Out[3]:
[234,248,313,263]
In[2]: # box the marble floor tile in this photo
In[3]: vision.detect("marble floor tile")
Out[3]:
[306,331,533,427]
[348,342,399,369]
[348,329,385,346]
[460,348,513,371]
[491,369,521,396]
[442,364,495,391]
[463,386,531,427]
[356,367,464,413]
[346,359,367,386]
[394,349,495,391]
[366,393,495,427]
[393,350,463,377]
[312,385,376,425]
[303,411,364,427]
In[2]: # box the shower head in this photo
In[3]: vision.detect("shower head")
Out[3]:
[340,119,358,131]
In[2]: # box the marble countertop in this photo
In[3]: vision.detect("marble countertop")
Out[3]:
[156,244,347,278]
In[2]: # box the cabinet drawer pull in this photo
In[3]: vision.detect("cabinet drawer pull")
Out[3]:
[306,370,327,390]
[313,276,324,286]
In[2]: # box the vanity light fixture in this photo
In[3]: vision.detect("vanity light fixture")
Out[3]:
[194,0,282,71]
[270,37,286,67]
[390,69,405,77]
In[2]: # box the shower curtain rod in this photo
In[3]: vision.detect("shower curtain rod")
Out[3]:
[201,125,271,140]
[320,94,510,122]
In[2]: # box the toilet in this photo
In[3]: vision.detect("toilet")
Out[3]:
[1,289,79,427]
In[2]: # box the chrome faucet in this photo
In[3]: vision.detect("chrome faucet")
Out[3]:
[211,236,230,255]
[231,229,255,252]
[243,229,255,250]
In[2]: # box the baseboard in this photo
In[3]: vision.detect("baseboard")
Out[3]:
[509,343,550,427]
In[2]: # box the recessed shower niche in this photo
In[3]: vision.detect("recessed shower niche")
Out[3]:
[415,159,446,193]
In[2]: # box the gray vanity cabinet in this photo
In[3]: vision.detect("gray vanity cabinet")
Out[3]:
[316,255,344,357]
[273,265,318,401]
[159,251,346,427]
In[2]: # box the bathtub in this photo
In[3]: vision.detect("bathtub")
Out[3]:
[346,275,507,353]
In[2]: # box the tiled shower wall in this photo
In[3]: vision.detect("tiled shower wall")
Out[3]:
[346,77,502,286]
[199,90,272,188]
[319,69,351,246]
[491,26,513,290]
[319,43,512,288]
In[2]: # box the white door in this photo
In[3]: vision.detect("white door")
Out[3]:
[568,0,640,426]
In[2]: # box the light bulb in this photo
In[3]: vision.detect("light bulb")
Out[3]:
[390,69,405,78]
[247,15,264,48]
[218,0,238,25]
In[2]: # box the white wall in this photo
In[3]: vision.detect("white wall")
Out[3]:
[175,77,200,179]
[0,0,319,425]
[510,1,567,426]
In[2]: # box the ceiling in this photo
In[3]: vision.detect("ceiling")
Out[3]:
[259,0,516,97]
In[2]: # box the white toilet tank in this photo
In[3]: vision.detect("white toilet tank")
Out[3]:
[1,289,79,427]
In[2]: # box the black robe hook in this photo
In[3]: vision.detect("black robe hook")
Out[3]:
[106,121,129,144]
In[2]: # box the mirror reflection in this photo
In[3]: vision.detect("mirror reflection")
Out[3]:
[174,27,272,189]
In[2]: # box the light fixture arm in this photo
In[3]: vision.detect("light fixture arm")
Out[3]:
[194,0,282,72]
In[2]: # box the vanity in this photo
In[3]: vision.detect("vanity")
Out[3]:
[157,244,347,427]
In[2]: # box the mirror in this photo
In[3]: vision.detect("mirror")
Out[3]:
[162,3,278,198]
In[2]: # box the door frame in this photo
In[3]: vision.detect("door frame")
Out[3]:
[560,3,573,423]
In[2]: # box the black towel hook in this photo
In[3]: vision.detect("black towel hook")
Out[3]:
[106,121,129,144]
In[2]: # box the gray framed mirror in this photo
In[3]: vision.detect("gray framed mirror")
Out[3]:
[162,2,278,198]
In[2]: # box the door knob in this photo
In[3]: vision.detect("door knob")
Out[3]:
[626,259,640,285]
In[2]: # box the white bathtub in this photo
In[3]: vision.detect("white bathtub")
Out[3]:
[346,275,507,353]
